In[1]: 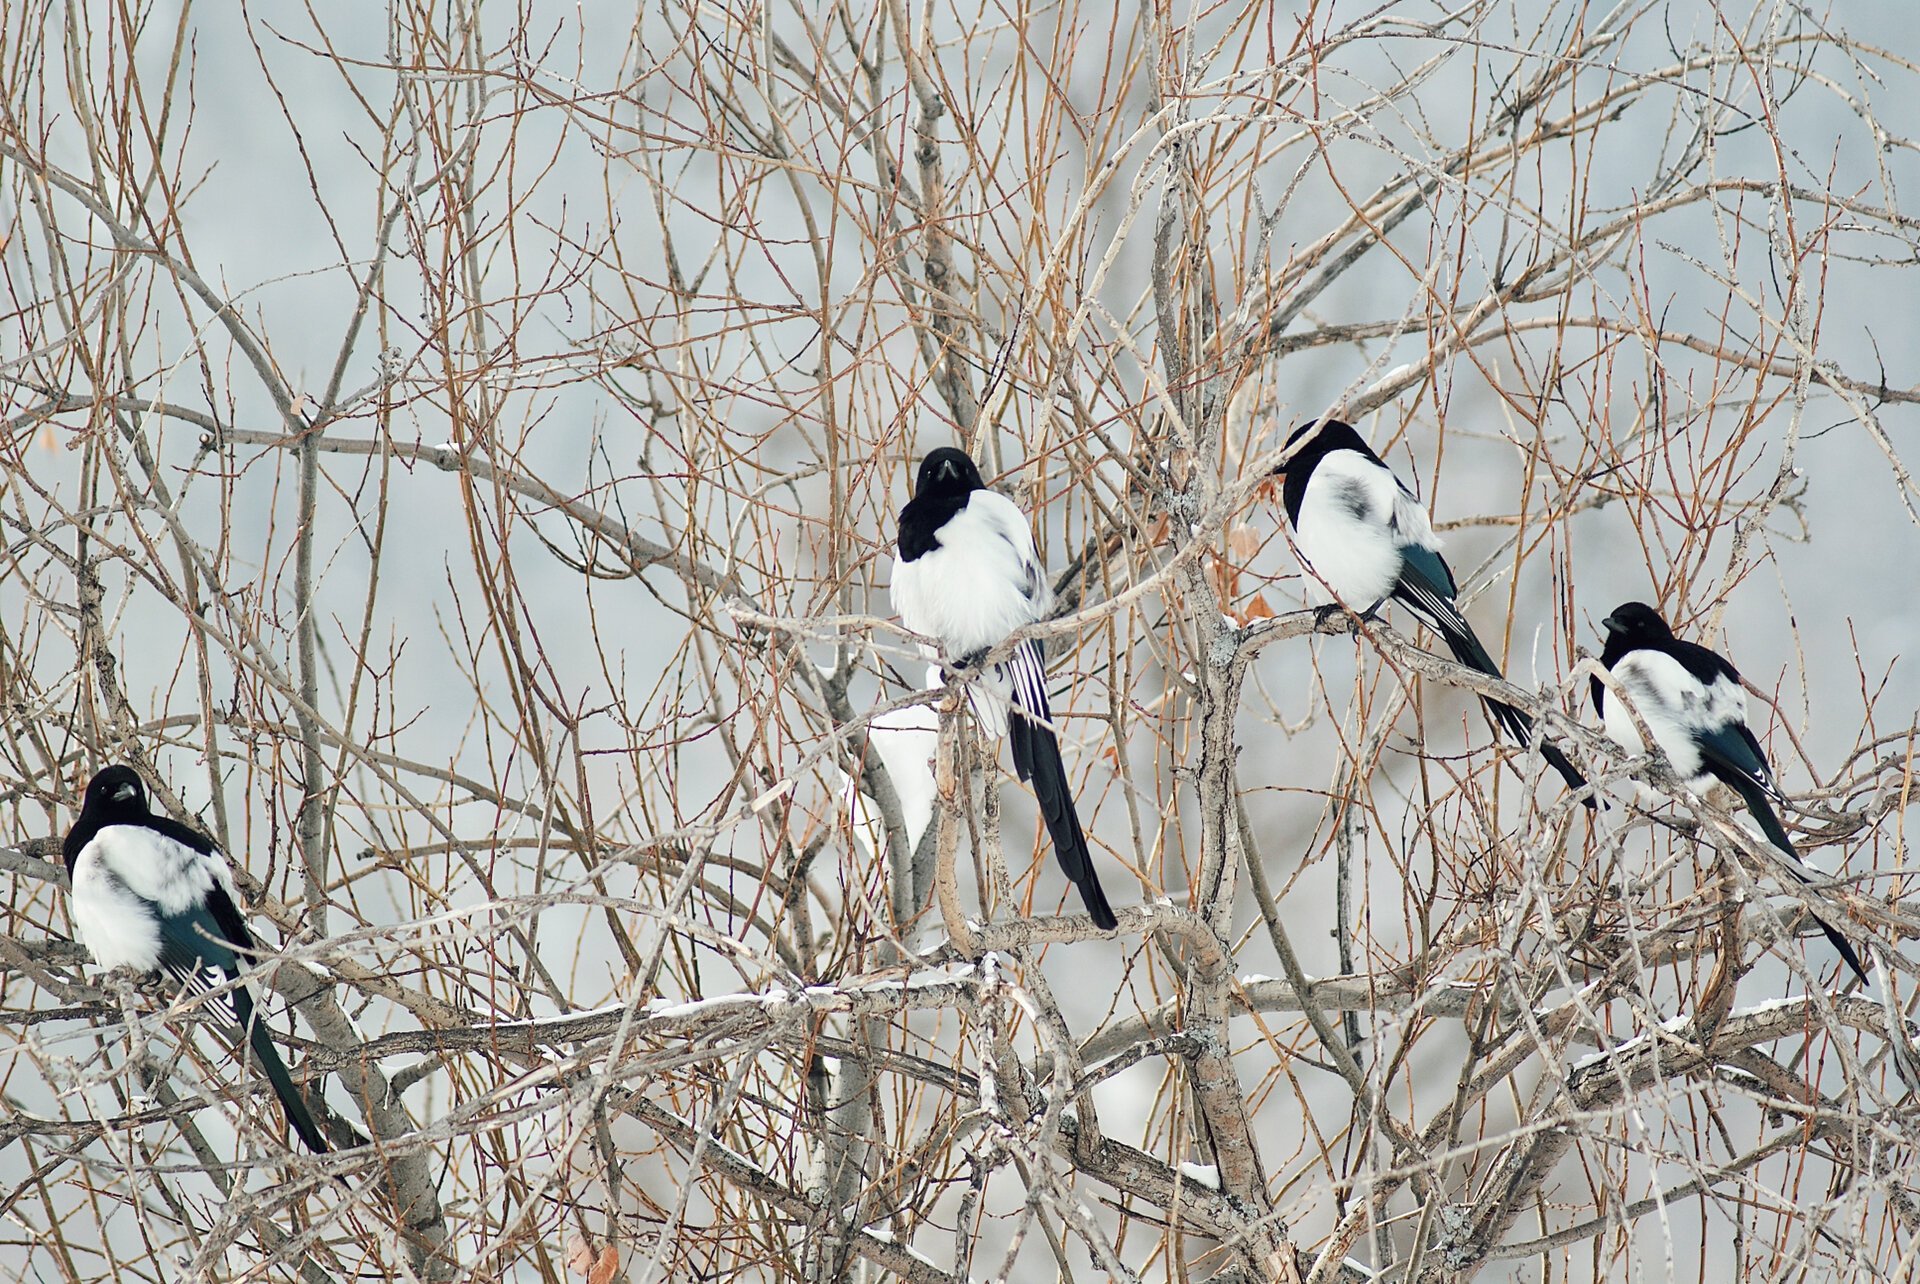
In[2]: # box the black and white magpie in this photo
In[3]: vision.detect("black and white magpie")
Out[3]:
[63,765,330,1152]
[891,448,1118,931]
[1273,418,1590,802]
[1594,602,1866,984]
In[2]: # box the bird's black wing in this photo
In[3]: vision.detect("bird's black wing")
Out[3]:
[1693,716,1783,809]
[154,896,244,1002]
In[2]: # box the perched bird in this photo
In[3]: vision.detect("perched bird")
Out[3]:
[1594,602,1866,984]
[891,448,1118,930]
[63,765,330,1152]
[1273,417,1590,802]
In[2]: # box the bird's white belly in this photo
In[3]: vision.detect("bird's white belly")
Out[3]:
[1604,660,1710,786]
[70,856,164,971]
[1294,492,1402,609]
[891,527,1040,657]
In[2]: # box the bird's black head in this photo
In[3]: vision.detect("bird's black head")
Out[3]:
[1272,417,1370,478]
[83,764,148,819]
[1269,418,1377,527]
[1601,601,1673,647]
[1594,601,1680,715]
[914,447,985,499]
[64,764,152,873]
[898,448,988,562]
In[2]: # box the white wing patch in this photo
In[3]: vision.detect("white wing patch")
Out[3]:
[1386,475,1441,552]
[1603,650,1751,787]
[1295,451,1435,609]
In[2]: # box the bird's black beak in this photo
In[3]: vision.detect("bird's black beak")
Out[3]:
[938,458,960,482]
[1600,613,1624,634]
[112,783,137,802]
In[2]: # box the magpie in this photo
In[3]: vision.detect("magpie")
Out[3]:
[1594,602,1866,984]
[891,448,1118,930]
[63,765,331,1152]
[1273,417,1590,803]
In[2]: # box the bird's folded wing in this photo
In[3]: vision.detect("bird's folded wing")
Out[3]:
[155,904,242,1013]
[1693,717,1786,804]
[1391,550,1464,630]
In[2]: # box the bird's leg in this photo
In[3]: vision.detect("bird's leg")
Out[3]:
[101,964,175,1008]
[134,969,179,1005]
[934,649,991,692]
[1313,603,1362,630]
[104,966,145,1011]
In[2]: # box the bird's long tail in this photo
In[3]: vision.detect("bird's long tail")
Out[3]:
[233,986,330,1153]
[1008,705,1118,931]
[1400,588,1593,806]
[1724,777,1867,985]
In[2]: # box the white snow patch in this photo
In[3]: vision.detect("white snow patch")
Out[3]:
[1570,1013,1691,1072]
[645,988,791,1021]
[1178,1161,1221,1190]
[860,1227,939,1268]
[497,1001,628,1028]
[750,778,796,812]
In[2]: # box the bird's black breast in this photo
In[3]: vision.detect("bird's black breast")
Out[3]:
[1593,630,1625,716]
[63,816,102,877]
[897,491,969,562]
[1278,420,1387,528]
